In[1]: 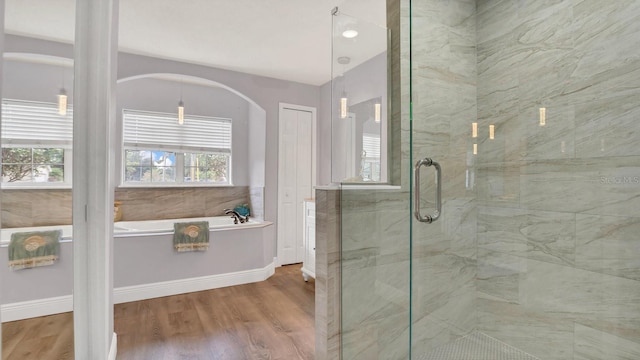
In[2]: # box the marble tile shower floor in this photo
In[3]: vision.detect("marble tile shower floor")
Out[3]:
[418,332,540,360]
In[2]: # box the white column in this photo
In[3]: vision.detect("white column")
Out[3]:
[73,0,119,358]
[0,0,5,354]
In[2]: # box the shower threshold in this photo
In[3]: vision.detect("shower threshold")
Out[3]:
[418,332,541,360]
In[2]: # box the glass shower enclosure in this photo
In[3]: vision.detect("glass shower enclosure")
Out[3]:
[337,0,640,359]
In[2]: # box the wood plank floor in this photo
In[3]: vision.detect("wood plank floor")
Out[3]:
[2,264,315,360]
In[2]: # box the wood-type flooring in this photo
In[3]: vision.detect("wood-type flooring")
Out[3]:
[1,264,315,360]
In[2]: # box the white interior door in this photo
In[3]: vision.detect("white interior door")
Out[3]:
[277,105,314,266]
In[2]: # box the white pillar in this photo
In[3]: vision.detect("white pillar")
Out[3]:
[73,0,119,358]
[0,0,5,353]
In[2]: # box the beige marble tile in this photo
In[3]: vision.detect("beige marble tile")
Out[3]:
[2,189,72,227]
[522,259,640,345]
[574,92,640,158]
[517,104,576,161]
[519,157,640,216]
[477,292,575,360]
[478,206,576,266]
[574,323,640,360]
[576,214,640,281]
[114,186,249,221]
[315,189,342,360]
[571,0,640,79]
[477,249,526,303]
[476,0,519,44]
[476,162,520,208]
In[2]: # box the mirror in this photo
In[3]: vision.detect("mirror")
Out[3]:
[331,8,388,184]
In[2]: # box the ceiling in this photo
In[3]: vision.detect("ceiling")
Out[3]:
[4,0,387,86]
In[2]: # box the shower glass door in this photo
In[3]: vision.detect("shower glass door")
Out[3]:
[410,1,640,360]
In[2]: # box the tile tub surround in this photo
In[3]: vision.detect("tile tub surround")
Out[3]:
[114,187,251,221]
[1,189,72,228]
[0,186,252,228]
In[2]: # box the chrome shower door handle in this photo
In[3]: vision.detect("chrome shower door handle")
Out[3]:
[414,158,442,223]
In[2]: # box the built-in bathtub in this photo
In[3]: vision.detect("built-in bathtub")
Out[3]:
[114,216,269,235]
[0,216,269,244]
[0,216,275,322]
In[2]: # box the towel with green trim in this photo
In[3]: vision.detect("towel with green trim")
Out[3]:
[173,221,209,252]
[8,230,61,270]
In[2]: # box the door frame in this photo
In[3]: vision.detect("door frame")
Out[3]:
[276,103,317,267]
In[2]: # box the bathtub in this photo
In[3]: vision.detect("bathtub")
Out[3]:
[0,216,270,244]
[114,216,269,235]
[1,216,275,322]
[1,224,73,245]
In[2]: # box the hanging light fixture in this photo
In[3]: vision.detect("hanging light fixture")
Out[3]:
[489,124,495,140]
[178,100,185,125]
[57,68,68,116]
[472,122,478,138]
[337,56,351,119]
[178,79,185,125]
[58,88,68,116]
[340,94,348,119]
[539,107,546,126]
[374,102,381,123]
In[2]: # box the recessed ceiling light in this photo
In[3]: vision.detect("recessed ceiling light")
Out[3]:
[342,29,358,39]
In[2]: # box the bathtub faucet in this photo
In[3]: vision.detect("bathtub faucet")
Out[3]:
[224,209,249,224]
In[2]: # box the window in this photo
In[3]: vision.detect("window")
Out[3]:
[362,133,381,182]
[1,99,73,186]
[123,109,232,185]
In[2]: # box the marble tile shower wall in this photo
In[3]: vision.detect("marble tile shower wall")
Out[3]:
[1,187,250,227]
[410,0,478,356]
[340,189,411,360]
[476,1,640,359]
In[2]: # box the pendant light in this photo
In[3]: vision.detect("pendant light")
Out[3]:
[58,69,67,116]
[58,88,68,116]
[178,79,184,125]
[340,94,348,119]
[374,102,381,123]
[178,100,185,125]
[337,56,351,119]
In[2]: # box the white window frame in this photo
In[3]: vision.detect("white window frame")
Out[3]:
[362,133,381,182]
[121,109,233,187]
[1,99,73,189]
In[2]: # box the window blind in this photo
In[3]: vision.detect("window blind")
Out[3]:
[363,133,381,159]
[1,99,73,146]
[123,109,232,153]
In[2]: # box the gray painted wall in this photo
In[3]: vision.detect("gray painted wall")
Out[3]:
[114,226,273,288]
[0,242,74,304]
[0,224,273,305]
[2,58,74,104]
[116,77,251,186]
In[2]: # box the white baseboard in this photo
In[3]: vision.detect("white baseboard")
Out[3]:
[114,260,275,304]
[108,332,117,360]
[1,261,276,322]
[0,295,73,322]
